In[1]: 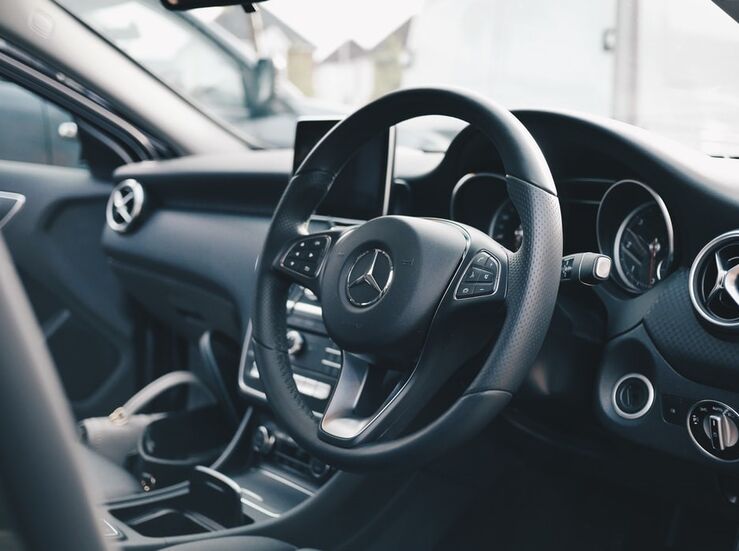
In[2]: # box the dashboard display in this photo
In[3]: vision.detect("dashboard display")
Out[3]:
[489,200,523,251]
[293,118,395,221]
[614,203,672,292]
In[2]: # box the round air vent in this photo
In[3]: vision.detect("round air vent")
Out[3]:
[106,179,144,233]
[689,230,739,330]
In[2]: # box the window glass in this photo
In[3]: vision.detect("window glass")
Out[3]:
[63,0,250,125]
[0,78,83,168]
[59,0,739,156]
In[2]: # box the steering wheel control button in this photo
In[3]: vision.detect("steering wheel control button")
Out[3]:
[456,251,500,299]
[472,252,489,268]
[612,373,654,419]
[298,261,317,276]
[472,283,494,296]
[688,401,739,461]
[456,284,474,298]
[282,236,330,278]
[478,270,495,283]
[464,267,482,282]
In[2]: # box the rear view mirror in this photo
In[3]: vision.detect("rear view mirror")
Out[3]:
[245,57,276,113]
[161,0,267,13]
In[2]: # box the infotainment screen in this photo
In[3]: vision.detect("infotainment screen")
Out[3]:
[292,118,395,221]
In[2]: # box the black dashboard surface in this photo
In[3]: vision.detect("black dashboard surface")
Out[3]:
[102,109,739,473]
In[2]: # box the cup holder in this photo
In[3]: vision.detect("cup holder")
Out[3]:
[122,508,213,538]
[110,467,253,538]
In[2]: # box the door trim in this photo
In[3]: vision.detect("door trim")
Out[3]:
[0,191,26,230]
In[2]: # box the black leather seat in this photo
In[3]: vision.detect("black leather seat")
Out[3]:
[0,237,313,551]
[162,536,319,551]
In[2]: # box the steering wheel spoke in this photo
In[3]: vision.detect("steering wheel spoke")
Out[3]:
[319,345,458,448]
[319,352,396,445]
[319,227,512,448]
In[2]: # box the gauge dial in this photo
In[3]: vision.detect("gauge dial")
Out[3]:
[614,203,672,293]
[489,200,523,252]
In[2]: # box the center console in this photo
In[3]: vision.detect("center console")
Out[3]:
[236,116,396,486]
[240,286,340,414]
[239,285,339,481]
[98,118,396,547]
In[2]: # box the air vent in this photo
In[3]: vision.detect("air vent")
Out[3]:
[106,179,144,233]
[689,230,739,330]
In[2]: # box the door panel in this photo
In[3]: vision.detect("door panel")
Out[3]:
[0,160,137,418]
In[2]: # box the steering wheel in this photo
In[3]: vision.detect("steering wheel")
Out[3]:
[253,88,562,470]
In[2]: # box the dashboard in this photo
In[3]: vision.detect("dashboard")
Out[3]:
[100,108,739,481]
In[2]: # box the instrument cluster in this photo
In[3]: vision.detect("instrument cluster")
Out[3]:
[451,174,676,295]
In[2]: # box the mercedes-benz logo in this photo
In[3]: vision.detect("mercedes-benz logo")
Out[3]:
[106,179,144,233]
[346,249,394,307]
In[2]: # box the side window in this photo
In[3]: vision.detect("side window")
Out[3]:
[60,0,253,126]
[0,77,84,169]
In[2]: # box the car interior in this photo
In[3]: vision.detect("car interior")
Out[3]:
[1,0,739,550]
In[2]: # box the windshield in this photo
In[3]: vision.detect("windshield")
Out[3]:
[59,0,739,156]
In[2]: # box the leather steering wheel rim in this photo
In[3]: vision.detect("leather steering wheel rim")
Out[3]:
[252,87,563,471]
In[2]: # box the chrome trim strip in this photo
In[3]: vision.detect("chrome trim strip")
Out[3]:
[0,50,157,160]
[258,468,315,497]
[611,373,654,420]
[449,172,506,221]
[0,191,26,230]
[100,519,121,539]
[240,496,280,518]
[240,487,264,502]
[195,466,243,496]
[597,179,675,294]
[688,229,739,329]
[288,300,323,318]
[320,358,341,369]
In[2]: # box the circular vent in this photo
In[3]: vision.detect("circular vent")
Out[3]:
[106,179,144,233]
[689,230,739,330]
